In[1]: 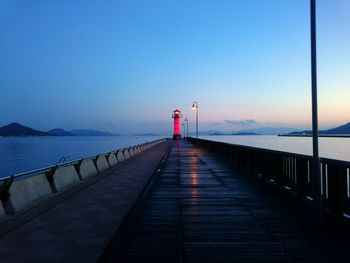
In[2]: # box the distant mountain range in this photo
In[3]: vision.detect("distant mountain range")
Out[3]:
[0,123,50,137]
[3,121,349,138]
[48,128,75,136]
[236,127,300,135]
[134,133,160,137]
[287,122,350,136]
[69,129,118,136]
[209,131,260,136]
[200,123,350,137]
[203,127,300,136]
[0,123,119,137]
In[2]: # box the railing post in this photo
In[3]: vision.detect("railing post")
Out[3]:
[296,159,307,197]
[327,163,345,218]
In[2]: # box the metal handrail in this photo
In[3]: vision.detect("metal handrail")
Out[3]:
[58,156,72,164]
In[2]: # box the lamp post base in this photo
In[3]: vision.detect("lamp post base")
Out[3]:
[173,134,182,140]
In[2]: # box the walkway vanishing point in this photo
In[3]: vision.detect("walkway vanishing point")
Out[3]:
[1,139,350,262]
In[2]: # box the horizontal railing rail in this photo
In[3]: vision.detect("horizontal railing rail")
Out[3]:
[188,137,350,219]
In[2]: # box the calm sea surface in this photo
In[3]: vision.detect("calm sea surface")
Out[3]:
[1,135,350,178]
[201,135,350,162]
[0,136,163,178]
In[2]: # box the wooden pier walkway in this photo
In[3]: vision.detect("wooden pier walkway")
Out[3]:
[101,140,350,263]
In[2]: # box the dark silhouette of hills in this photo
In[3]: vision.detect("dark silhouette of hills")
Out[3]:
[0,123,120,137]
[48,128,75,136]
[207,127,298,136]
[232,132,260,135]
[48,128,119,136]
[288,122,350,136]
[134,133,160,137]
[0,122,50,137]
[236,127,299,135]
[209,132,260,136]
[70,129,119,136]
[322,122,350,134]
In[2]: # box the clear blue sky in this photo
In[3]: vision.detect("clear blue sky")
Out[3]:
[1,0,349,135]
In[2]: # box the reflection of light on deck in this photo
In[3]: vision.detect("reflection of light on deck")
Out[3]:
[191,172,199,185]
[190,152,199,197]
[189,153,197,162]
[191,189,199,197]
[189,151,200,185]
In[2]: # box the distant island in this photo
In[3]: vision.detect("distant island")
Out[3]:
[0,122,120,137]
[232,132,260,136]
[0,123,50,137]
[204,127,300,136]
[210,132,260,136]
[280,122,350,137]
[48,128,75,136]
[134,133,160,137]
[70,129,119,136]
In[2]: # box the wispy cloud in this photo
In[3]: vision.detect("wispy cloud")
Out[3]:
[225,119,256,126]
[209,121,221,126]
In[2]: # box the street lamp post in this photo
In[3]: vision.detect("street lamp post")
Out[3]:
[310,0,321,206]
[182,123,185,138]
[184,117,189,138]
[192,101,198,143]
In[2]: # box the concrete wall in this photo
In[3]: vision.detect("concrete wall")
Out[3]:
[133,146,140,154]
[108,153,118,166]
[96,155,110,172]
[116,150,125,162]
[0,138,167,215]
[6,173,52,212]
[53,166,81,191]
[79,159,98,179]
[0,204,5,217]
[129,147,135,157]
[123,149,130,160]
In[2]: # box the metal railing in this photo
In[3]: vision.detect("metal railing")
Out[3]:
[188,137,350,219]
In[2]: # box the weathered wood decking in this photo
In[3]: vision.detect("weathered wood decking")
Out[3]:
[101,140,350,263]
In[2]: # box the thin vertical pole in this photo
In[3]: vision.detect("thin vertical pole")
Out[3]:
[196,106,198,143]
[186,118,189,138]
[192,101,199,144]
[310,0,321,203]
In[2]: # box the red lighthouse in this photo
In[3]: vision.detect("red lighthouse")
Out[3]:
[172,109,182,139]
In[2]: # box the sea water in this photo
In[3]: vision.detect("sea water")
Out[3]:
[201,135,350,162]
[0,135,163,178]
[1,135,350,178]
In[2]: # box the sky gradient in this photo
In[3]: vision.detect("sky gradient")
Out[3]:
[1,0,349,135]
